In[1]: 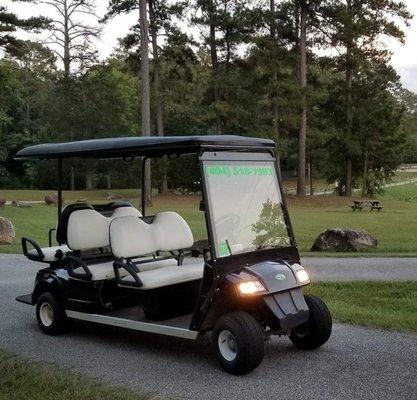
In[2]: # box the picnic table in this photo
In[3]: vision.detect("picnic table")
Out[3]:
[350,200,383,212]
[369,200,383,211]
[351,200,363,211]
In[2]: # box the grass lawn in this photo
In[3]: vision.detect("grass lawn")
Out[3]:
[0,350,151,400]
[1,183,417,255]
[305,281,417,333]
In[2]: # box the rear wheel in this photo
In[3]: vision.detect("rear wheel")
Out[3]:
[36,292,72,335]
[289,294,332,349]
[212,311,264,375]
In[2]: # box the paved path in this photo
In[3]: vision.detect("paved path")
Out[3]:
[0,255,416,400]
[302,257,417,281]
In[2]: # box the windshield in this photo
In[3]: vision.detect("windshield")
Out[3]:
[203,155,291,258]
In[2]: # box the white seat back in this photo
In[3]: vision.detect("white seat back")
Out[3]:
[110,217,156,258]
[67,209,110,251]
[111,206,142,218]
[110,212,194,259]
[152,212,194,252]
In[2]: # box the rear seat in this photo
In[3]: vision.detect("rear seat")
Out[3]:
[27,203,142,267]
[110,213,204,289]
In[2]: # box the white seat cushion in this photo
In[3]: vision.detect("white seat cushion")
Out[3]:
[72,261,129,281]
[28,245,71,262]
[120,259,204,289]
[84,258,177,281]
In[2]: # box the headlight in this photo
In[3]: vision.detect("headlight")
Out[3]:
[296,269,310,283]
[237,280,266,296]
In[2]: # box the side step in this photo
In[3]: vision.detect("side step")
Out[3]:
[16,294,33,305]
[66,310,199,340]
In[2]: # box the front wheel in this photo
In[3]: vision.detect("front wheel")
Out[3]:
[212,311,264,375]
[36,292,72,335]
[289,294,332,349]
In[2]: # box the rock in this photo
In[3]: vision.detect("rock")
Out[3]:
[45,193,58,205]
[0,218,15,245]
[107,192,123,201]
[0,199,6,207]
[311,228,377,252]
[11,200,31,208]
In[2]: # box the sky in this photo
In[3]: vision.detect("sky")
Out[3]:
[3,0,417,68]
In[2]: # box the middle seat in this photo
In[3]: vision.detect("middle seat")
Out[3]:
[109,213,204,289]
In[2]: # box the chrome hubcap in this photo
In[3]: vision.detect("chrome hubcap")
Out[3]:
[39,302,54,327]
[218,330,237,361]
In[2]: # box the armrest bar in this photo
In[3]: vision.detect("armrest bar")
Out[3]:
[65,254,93,280]
[21,237,44,262]
[48,228,56,247]
[113,260,143,287]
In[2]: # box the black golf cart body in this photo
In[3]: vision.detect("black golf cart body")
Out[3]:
[15,135,330,373]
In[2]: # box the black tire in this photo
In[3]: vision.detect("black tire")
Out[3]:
[212,311,264,375]
[289,294,332,349]
[36,292,72,335]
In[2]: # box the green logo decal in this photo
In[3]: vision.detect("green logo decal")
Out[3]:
[275,273,286,281]
[219,240,230,257]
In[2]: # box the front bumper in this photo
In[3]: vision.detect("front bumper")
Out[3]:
[263,288,309,330]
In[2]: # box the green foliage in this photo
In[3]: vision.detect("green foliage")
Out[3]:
[0,4,48,55]
[0,0,415,193]
[252,200,290,248]
[305,281,417,332]
[0,349,152,400]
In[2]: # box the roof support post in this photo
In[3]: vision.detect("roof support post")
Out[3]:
[57,158,63,220]
[141,157,149,216]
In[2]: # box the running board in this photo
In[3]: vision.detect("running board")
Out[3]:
[66,310,199,340]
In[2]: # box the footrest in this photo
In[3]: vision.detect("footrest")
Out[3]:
[16,294,34,305]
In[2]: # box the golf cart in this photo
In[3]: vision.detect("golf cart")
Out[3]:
[15,135,331,375]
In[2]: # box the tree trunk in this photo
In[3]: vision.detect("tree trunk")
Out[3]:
[344,61,353,196]
[106,174,112,190]
[362,140,368,197]
[207,1,221,134]
[270,0,282,180]
[63,1,70,78]
[308,161,313,195]
[139,0,152,206]
[70,165,75,191]
[149,0,167,194]
[345,158,352,197]
[344,0,353,197]
[85,172,93,190]
[297,0,307,197]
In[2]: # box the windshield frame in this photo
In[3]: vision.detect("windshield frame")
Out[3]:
[200,151,296,261]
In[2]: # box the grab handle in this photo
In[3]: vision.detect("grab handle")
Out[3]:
[21,237,44,262]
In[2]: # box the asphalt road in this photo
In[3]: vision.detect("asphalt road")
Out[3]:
[301,257,417,281]
[0,255,416,400]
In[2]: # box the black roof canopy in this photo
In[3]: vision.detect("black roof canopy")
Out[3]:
[14,135,276,160]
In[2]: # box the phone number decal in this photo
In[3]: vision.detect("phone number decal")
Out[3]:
[206,165,274,177]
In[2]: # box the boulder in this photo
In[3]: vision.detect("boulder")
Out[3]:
[107,192,123,201]
[45,193,58,205]
[0,218,15,245]
[311,229,377,252]
[0,199,6,208]
[11,200,31,208]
